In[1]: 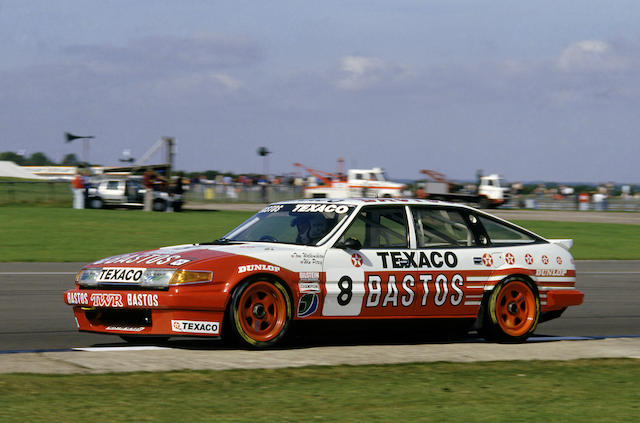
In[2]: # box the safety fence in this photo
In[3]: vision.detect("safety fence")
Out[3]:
[0,181,72,205]
[2,181,640,212]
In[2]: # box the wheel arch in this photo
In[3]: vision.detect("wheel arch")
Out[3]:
[473,273,539,330]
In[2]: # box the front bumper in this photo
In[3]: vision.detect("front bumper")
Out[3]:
[64,287,228,337]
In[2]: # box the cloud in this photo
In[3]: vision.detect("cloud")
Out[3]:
[335,55,412,91]
[556,40,629,72]
[62,34,264,73]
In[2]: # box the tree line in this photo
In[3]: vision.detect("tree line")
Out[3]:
[0,151,81,166]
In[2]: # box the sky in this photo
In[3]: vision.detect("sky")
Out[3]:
[2,1,640,183]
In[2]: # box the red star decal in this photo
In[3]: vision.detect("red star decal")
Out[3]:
[482,253,493,267]
[525,254,533,265]
[351,253,363,268]
[505,253,515,265]
[542,255,549,265]
[556,256,563,265]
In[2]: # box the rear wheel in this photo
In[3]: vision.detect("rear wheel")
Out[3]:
[226,278,292,348]
[481,277,539,342]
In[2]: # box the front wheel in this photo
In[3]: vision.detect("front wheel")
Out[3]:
[88,197,103,209]
[226,278,292,348]
[481,277,539,343]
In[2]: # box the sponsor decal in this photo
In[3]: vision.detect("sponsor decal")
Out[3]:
[292,204,349,214]
[171,320,220,334]
[377,251,458,269]
[105,326,145,332]
[298,294,319,317]
[126,293,159,307]
[299,272,320,281]
[556,256,563,265]
[90,293,124,308]
[97,267,144,283]
[535,269,567,276]
[95,253,186,266]
[260,205,284,213]
[525,254,534,265]
[505,253,515,265]
[542,255,550,265]
[67,291,89,305]
[169,259,191,266]
[482,253,493,267]
[238,264,281,273]
[299,282,321,293]
[364,273,464,309]
[351,253,363,268]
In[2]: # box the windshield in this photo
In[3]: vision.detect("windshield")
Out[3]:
[223,203,356,246]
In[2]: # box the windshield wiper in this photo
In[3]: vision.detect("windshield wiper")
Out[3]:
[199,238,239,245]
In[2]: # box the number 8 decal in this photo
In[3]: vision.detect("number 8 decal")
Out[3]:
[337,275,353,306]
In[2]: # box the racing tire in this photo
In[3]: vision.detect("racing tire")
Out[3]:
[480,276,540,343]
[88,197,103,209]
[226,277,292,349]
[153,199,167,212]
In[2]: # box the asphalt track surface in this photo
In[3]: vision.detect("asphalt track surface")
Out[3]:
[0,260,639,373]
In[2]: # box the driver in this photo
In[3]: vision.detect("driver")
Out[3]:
[293,213,328,245]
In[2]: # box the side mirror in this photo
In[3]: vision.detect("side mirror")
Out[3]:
[337,237,362,250]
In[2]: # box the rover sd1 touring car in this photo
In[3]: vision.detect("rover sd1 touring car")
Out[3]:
[64,199,583,347]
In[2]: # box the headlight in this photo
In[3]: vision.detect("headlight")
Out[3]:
[76,269,101,287]
[142,269,213,287]
[141,269,176,288]
[76,268,213,288]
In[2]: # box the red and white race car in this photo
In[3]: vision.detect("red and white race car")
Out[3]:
[64,199,583,347]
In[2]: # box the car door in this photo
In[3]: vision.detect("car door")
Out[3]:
[408,205,486,316]
[322,205,414,317]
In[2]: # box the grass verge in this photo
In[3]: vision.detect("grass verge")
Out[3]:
[0,206,638,261]
[0,359,638,422]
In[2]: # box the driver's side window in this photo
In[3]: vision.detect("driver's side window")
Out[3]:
[341,206,408,249]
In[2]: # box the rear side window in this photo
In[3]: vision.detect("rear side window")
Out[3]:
[411,207,477,248]
[477,216,538,245]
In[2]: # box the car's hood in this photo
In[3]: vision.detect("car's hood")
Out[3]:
[86,242,325,270]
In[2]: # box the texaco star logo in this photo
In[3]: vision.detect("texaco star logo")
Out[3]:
[542,255,549,265]
[482,253,493,267]
[525,254,533,265]
[351,253,363,268]
[556,256,563,265]
[505,253,515,265]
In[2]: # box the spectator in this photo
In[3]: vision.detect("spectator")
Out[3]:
[143,168,154,211]
[71,170,85,209]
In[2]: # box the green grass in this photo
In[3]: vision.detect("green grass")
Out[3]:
[0,207,638,261]
[0,207,253,262]
[0,180,71,206]
[513,220,640,260]
[0,359,638,422]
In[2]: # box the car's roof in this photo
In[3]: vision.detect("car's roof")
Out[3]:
[273,198,473,209]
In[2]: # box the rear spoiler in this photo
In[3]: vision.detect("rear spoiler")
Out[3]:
[549,239,573,251]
